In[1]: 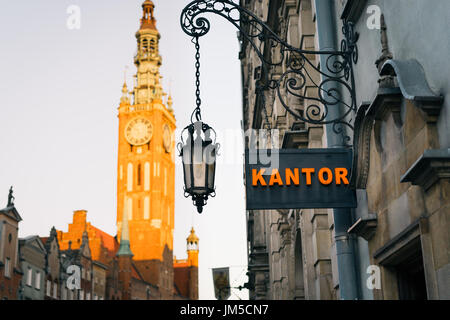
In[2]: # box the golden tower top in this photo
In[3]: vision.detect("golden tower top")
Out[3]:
[126,0,168,106]
[187,227,199,246]
[140,0,157,30]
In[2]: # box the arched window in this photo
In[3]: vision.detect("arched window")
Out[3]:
[137,163,142,186]
[142,39,148,52]
[127,163,133,191]
[144,162,150,191]
[150,39,156,54]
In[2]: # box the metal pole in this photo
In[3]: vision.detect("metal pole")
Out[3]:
[314,0,359,300]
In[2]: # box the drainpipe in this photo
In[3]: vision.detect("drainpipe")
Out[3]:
[314,0,359,300]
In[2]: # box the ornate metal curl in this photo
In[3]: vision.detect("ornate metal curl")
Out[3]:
[181,0,359,145]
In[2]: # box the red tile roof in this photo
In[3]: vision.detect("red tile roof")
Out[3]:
[91,225,118,258]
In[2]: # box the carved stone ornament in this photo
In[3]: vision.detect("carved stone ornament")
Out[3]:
[350,59,444,189]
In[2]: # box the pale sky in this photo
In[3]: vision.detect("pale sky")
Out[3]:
[0,0,248,300]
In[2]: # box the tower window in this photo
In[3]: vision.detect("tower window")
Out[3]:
[137,163,142,186]
[150,39,156,53]
[144,162,150,191]
[127,163,133,191]
[142,39,148,52]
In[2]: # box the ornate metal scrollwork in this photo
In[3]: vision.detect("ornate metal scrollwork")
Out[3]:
[181,0,359,144]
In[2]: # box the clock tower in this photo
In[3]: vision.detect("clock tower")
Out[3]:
[116,0,176,290]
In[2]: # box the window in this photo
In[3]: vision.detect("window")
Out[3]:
[144,162,150,191]
[127,163,133,191]
[86,292,91,300]
[46,280,51,295]
[80,289,84,300]
[144,196,150,220]
[26,268,32,286]
[35,271,41,290]
[396,252,427,300]
[137,163,142,186]
[142,39,148,52]
[164,167,167,196]
[81,267,85,279]
[86,270,91,281]
[53,282,58,299]
[127,198,133,220]
[4,258,10,278]
[62,287,67,300]
[150,39,156,53]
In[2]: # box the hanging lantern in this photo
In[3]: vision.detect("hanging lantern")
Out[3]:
[178,36,219,213]
[178,121,219,213]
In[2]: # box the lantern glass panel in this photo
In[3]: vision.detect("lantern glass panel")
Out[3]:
[182,146,192,190]
[193,162,207,193]
[207,147,216,190]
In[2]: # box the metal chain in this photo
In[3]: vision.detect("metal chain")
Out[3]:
[192,36,202,122]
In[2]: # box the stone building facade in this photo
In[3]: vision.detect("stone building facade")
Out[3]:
[240,0,449,300]
[41,227,61,300]
[0,203,22,300]
[331,0,450,300]
[240,0,336,300]
[18,236,47,300]
[92,261,108,300]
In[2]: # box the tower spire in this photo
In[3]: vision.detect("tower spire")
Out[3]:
[133,0,163,105]
[121,82,130,104]
[187,227,199,252]
[187,227,199,268]
[117,204,133,256]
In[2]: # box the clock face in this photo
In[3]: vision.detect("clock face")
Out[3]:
[125,118,153,146]
[163,124,172,152]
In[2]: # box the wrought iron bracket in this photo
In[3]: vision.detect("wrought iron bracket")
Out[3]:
[181,0,359,143]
